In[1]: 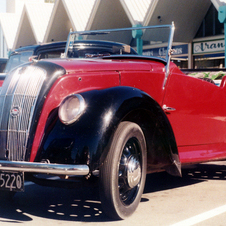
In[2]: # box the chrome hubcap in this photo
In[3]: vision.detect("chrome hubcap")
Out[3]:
[118,137,142,205]
[127,156,141,188]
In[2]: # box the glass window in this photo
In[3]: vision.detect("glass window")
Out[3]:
[38,50,63,59]
[4,51,33,73]
[194,54,225,69]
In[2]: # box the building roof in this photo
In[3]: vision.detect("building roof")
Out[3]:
[13,2,53,49]
[0,0,218,53]
[120,0,153,24]
[44,0,96,43]
[65,0,96,31]
[87,0,131,30]
[144,0,211,42]
[0,13,20,49]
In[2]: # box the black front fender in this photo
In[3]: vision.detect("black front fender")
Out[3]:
[36,86,181,176]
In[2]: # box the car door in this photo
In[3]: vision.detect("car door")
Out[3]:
[163,68,226,149]
[120,61,167,105]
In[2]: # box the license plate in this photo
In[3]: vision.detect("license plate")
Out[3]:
[0,171,24,192]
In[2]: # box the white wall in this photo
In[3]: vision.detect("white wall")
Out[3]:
[6,0,46,13]
[6,0,16,13]
[0,26,8,58]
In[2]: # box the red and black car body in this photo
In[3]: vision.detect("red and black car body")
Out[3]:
[0,23,225,219]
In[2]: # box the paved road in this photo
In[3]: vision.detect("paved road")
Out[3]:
[1,161,226,225]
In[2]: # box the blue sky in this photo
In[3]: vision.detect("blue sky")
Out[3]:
[0,0,6,13]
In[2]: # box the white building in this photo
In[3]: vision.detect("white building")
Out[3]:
[0,0,224,69]
[0,0,54,56]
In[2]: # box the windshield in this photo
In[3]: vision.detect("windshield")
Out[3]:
[67,40,138,58]
[64,23,174,83]
[64,24,174,61]
[4,51,33,73]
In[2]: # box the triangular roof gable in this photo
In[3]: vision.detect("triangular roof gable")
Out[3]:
[64,0,96,31]
[0,13,20,50]
[44,0,97,43]
[87,0,131,31]
[120,0,153,25]
[44,0,73,43]
[13,2,53,49]
[85,0,132,44]
[13,5,36,49]
[25,2,53,43]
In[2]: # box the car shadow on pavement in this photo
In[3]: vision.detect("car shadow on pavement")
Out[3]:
[0,162,226,223]
[144,162,226,194]
[0,183,112,223]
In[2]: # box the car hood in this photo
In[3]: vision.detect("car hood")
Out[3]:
[41,57,164,74]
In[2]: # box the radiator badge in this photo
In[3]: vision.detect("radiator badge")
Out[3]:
[10,106,20,117]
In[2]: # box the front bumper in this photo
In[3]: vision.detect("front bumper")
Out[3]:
[0,160,89,176]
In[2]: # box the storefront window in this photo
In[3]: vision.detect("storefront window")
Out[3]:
[194,54,224,69]
[171,59,188,69]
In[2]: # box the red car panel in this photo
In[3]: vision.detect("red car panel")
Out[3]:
[120,60,167,104]
[164,66,226,163]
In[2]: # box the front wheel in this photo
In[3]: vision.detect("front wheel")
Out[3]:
[99,121,147,219]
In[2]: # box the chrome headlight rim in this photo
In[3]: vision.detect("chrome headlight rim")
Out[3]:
[58,94,86,125]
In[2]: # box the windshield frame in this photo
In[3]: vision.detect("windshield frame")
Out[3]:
[64,23,175,88]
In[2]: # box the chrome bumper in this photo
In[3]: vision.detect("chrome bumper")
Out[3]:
[0,160,89,176]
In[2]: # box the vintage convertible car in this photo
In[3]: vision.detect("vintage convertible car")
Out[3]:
[0,23,225,219]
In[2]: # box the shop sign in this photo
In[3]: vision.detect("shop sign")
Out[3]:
[143,44,188,57]
[193,39,224,54]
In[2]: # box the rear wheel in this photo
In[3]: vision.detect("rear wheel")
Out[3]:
[99,121,147,219]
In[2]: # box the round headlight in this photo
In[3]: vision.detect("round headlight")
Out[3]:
[59,94,85,125]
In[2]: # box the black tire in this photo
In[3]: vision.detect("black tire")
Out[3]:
[99,121,147,219]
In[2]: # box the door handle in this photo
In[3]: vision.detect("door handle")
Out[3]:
[162,104,176,112]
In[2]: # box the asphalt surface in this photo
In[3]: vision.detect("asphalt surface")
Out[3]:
[1,161,226,225]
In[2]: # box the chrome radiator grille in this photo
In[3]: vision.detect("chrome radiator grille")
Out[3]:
[0,65,46,161]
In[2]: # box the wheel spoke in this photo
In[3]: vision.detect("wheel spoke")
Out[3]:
[118,137,142,205]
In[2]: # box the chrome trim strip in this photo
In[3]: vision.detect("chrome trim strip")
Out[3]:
[0,160,89,176]
[163,21,175,88]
